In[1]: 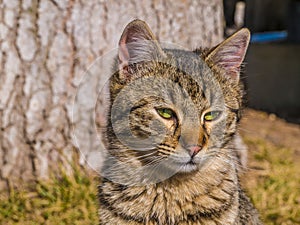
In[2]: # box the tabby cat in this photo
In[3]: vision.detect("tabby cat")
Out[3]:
[99,19,262,225]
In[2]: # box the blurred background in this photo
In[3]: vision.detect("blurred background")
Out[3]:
[224,0,300,123]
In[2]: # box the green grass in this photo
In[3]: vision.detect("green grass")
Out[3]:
[0,138,299,224]
[243,137,300,225]
[0,167,98,225]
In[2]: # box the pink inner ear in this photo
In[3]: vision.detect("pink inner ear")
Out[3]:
[213,47,243,79]
[219,54,242,71]
[118,35,130,66]
[218,41,247,67]
[209,32,250,81]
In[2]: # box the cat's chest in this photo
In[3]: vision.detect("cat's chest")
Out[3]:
[99,170,239,224]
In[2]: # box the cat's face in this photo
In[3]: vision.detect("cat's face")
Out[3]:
[106,20,250,179]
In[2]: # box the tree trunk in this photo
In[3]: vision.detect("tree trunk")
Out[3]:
[0,0,223,190]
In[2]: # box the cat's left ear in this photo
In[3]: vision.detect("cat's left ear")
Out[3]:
[118,19,166,79]
[206,28,250,82]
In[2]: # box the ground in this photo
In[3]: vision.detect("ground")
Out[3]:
[0,109,299,225]
[240,109,300,224]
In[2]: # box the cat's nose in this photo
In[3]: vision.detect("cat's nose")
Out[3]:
[187,145,202,158]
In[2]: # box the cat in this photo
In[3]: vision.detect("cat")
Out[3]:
[99,19,262,225]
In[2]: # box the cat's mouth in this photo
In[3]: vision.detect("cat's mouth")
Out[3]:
[165,146,206,173]
[168,156,200,173]
[177,160,199,173]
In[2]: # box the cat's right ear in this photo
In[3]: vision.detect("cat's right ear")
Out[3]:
[205,28,250,82]
[118,19,165,79]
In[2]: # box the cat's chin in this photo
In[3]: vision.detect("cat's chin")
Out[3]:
[176,162,199,173]
[167,153,205,173]
[166,158,200,173]
[164,155,202,174]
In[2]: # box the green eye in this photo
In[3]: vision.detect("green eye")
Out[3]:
[204,111,221,121]
[157,108,174,119]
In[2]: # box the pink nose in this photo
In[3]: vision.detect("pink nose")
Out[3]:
[188,145,202,157]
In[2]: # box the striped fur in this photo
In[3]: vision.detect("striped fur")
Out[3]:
[99,20,262,224]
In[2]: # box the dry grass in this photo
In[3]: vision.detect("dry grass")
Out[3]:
[240,109,300,224]
[242,137,300,225]
[0,167,98,225]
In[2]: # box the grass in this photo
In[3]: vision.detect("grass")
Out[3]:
[0,138,299,224]
[0,167,98,225]
[242,137,300,225]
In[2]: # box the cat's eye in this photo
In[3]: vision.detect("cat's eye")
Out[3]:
[203,111,222,122]
[156,108,175,119]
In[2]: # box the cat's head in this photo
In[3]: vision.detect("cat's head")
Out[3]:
[105,19,250,181]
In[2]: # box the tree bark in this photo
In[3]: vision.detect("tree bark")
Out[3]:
[0,0,223,190]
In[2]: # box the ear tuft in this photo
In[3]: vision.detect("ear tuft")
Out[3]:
[206,28,250,82]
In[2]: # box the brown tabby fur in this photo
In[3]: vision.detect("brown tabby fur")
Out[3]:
[99,19,262,225]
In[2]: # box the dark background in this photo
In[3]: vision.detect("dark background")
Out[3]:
[224,0,300,123]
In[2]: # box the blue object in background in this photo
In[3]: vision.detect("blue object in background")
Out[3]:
[250,31,288,43]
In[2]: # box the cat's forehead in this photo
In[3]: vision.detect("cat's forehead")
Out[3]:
[162,48,214,87]
[148,49,227,111]
[164,48,206,72]
[161,49,215,94]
